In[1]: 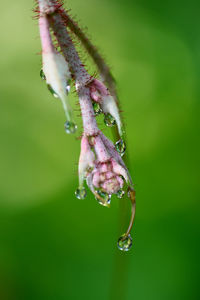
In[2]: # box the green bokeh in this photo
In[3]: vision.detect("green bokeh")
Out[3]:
[0,0,199,299]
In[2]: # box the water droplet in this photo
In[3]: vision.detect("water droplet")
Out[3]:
[95,190,111,207]
[88,136,96,146]
[75,187,87,199]
[117,234,132,252]
[66,85,70,94]
[115,139,126,156]
[40,69,46,80]
[64,121,77,134]
[92,102,102,116]
[66,80,71,94]
[47,84,59,98]
[116,189,125,198]
[104,113,116,127]
[86,166,94,174]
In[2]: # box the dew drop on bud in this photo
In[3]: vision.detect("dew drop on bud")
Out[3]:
[40,69,46,80]
[115,139,126,156]
[104,113,116,127]
[47,84,59,98]
[66,85,70,94]
[64,121,77,134]
[86,166,94,174]
[95,190,111,207]
[75,187,87,199]
[66,80,71,95]
[92,102,102,116]
[116,189,125,198]
[117,234,132,252]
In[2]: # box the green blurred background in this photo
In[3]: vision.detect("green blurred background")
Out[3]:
[0,0,199,299]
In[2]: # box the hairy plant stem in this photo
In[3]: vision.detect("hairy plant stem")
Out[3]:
[59,10,118,99]
[49,14,91,86]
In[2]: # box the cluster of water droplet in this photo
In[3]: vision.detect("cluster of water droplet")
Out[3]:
[117,234,132,251]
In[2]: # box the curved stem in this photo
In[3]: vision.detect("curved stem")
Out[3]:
[125,187,136,237]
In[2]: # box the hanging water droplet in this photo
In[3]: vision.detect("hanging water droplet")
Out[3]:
[64,121,77,134]
[66,85,70,94]
[40,69,46,80]
[75,187,87,199]
[104,113,116,127]
[66,80,71,94]
[117,234,132,252]
[116,189,125,198]
[115,139,126,156]
[95,190,111,207]
[92,102,102,116]
[47,84,59,98]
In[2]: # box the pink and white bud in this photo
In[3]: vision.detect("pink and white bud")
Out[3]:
[78,133,131,196]
[99,132,132,185]
[39,14,72,121]
[89,79,123,136]
[91,159,125,194]
[78,136,95,187]
[42,51,71,100]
